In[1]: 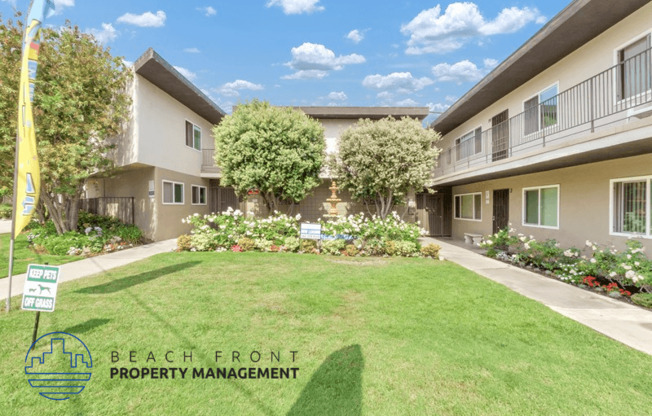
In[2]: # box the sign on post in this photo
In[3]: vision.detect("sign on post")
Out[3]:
[21,264,60,312]
[300,223,322,240]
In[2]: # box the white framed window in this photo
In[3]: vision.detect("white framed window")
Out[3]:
[616,34,651,101]
[522,185,559,229]
[454,193,482,221]
[163,180,184,205]
[191,185,207,205]
[185,121,201,151]
[455,127,482,161]
[523,84,559,135]
[610,176,651,238]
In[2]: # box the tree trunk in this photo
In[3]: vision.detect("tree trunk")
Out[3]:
[40,185,84,234]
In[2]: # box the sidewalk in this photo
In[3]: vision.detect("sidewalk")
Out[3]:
[0,219,10,234]
[1,238,177,303]
[423,237,652,356]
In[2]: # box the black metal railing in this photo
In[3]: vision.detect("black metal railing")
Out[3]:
[435,46,652,176]
[80,197,134,225]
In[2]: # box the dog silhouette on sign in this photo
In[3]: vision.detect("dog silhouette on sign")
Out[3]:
[37,284,51,295]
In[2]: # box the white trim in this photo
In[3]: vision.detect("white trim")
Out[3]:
[191,184,207,206]
[609,175,652,238]
[453,192,482,221]
[184,119,202,152]
[162,180,185,205]
[521,184,560,229]
[522,82,560,137]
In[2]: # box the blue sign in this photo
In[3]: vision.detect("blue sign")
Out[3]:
[25,332,92,401]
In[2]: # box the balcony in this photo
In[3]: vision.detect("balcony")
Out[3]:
[433,47,652,183]
[201,148,221,178]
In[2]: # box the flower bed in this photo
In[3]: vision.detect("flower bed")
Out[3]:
[179,208,441,259]
[25,212,143,256]
[479,227,652,308]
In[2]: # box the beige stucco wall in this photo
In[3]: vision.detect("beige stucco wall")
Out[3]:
[153,167,211,241]
[113,76,216,176]
[451,153,652,251]
[439,3,652,149]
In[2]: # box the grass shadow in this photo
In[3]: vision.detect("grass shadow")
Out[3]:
[75,262,200,295]
[287,344,364,416]
[62,318,111,335]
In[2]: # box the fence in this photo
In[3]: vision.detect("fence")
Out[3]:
[80,197,134,225]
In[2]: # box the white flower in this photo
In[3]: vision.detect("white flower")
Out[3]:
[590,258,596,264]
[627,254,632,260]
[524,243,530,250]
[585,240,592,247]
[625,270,636,280]
[609,272,617,278]
[591,245,597,251]
[635,261,640,266]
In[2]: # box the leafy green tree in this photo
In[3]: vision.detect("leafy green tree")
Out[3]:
[0,16,131,233]
[213,100,325,214]
[331,116,441,219]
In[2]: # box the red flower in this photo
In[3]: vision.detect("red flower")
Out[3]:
[231,245,242,252]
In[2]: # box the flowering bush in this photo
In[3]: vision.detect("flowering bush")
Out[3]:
[26,212,142,256]
[481,227,652,297]
[181,209,433,258]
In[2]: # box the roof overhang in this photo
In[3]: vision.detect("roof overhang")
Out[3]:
[431,0,650,136]
[296,106,430,121]
[134,48,226,125]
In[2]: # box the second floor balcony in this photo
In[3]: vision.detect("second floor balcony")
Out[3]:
[433,47,652,183]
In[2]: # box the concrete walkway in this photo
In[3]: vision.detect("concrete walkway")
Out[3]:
[0,219,10,234]
[1,239,177,304]
[423,237,652,356]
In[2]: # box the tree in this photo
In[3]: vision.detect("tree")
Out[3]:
[213,100,325,214]
[0,16,131,233]
[331,116,441,219]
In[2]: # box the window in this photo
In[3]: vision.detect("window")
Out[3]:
[618,35,651,100]
[611,176,651,237]
[163,181,184,205]
[185,121,201,150]
[524,85,558,135]
[191,185,207,205]
[523,185,559,228]
[454,193,482,221]
[455,127,482,161]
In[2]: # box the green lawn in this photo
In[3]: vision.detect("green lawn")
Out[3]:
[1,252,651,415]
[0,233,82,279]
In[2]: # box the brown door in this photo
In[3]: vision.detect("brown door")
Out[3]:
[210,182,240,213]
[418,192,452,237]
[492,189,510,234]
[491,110,509,161]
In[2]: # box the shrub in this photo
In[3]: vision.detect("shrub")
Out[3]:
[631,293,652,309]
[191,232,219,252]
[421,243,441,258]
[283,236,300,253]
[343,244,358,257]
[364,238,385,256]
[177,234,192,251]
[300,239,317,253]
[384,241,397,256]
[237,237,256,252]
[254,239,273,252]
[394,241,419,257]
[322,239,346,255]
[0,203,11,219]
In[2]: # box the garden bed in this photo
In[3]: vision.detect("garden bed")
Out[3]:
[479,227,652,310]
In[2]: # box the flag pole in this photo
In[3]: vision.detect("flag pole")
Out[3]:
[6,134,20,312]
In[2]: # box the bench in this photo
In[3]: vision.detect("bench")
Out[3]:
[464,233,484,246]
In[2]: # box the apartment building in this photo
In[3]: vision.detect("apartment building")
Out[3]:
[426,0,652,251]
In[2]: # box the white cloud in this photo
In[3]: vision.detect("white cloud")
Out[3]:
[184,47,201,54]
[347,29,364,44]
[401,2,544,55]
[427,102,450,113]
[284,42,365,80]
[0,0,16,8]
[88,23,117,44]
[431,58,498,84]
[174,66,197,81]
[327,91,347,101]
[197,6,217,16]
[117,10,166,28]
[362,72,433,94]
[217,80,264,97]
[395,98,419,107]
[266,0,324,15]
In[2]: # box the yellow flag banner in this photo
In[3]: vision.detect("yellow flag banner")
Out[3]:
[13,0,54,237]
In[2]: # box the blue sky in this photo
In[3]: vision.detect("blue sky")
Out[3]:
[1,0,570,123]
